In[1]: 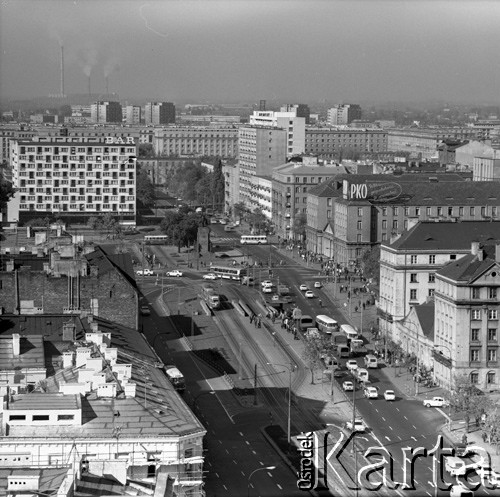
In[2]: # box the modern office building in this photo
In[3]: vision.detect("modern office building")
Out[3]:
[145,102,176,125]
[153,125,239,158]
[9,135,138,224]
[249,110,305,156]
[327,104,362,125]
[304,128,388,158]
[90,101,123,123]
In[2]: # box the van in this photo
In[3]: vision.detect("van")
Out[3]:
[305,327,320,338]
[337,345,350,358]
[445,456,466,476]
[315,315,338,335]
[340,324,359,341]
[364,354,378,369]
[299,315,314,331]
[356,368,369,382]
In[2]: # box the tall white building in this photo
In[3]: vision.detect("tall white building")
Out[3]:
[145,102,176,125]
[327,104,362,125]
[125,105,141,124]
[249,110,305,156]
[90,101,122,123]
[9,135,137,224]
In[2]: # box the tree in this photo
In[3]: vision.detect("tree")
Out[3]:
[136,168,155,206]
[212,159,225,208]
[301,334,329,385]
[249,208,267,234]
[0,180,15,211]
[361,245,381,282]
[292,213,307,242]
[87,216,102,231]
[233,202,247,221]
[160,211,202,252]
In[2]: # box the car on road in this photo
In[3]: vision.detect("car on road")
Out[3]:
[364,386,379,399]
[140,305,151,316]
[384,390,396,401]
[210,218,218,224]
[136,269,154,276]
[262,286,273,294]
[166,270,183,277]
[314,281,322,288]
[423,396,448,408]
[261,280,273,288]
[283,295,294,303]
[345,418,367,432]
[449,484,474,497]
[271,294,280,301]
[203,273,217,280]
[342,381,354,391]
[346,360,358,371]
[305,290,315,298]
[487,471,500,489]
[299,284,309,291]
[219,219,227,225]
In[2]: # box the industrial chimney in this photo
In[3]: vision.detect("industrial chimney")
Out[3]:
[60,45,65,97]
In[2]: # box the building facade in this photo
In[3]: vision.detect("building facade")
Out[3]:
[327,104,362,125]
[145,102,176,125]
[125,105,141,124]
[9,136,137,224]
[90,101,123,124]
[473,156,500,181]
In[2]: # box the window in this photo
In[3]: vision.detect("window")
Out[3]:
[472,288,480,299]
[450,254,456,260]
[358,208,363,216]
[392,220,398,229]
[448,207,453,216]
[487,372,496,384]
[470,371,479,384]
[411,255,417,264]
[470,349,480,362]
[429,273,435,283]
[357,221,362,230]
[57,414,75,421]
[327,210,331,219]
[489,287,497,299]
[471,329,480,341]
[33,415,50,421]
[426,207,431,216]
[410,273,418,283]
[437,207,443,216]
[428,289,435,297]
[410,289,417,300]
[357,234,362,242]
[472,309,481,320]
[459,207,464,216]
[415,208,421,216]
[429,255,436,264]
[488,349,497,362]
[470,207,475,216]
[489,309,498,320]
[382,207,387,216]
[405,207,409,215]
[382,220,387,229]
[393,207,399,216]
[382,233,387,241]
[488,329,497,341]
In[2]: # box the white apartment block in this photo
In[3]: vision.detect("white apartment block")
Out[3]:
[327,104,362,125]
[145,102,176,125]
[434,242,500,392]
[248,175,273,220]
[90,101,122,124]
[473,155,500,181]
[153,126,238,158]
[249,110,305,156]
[222,161,240,215]
[125,105,141,124]
[379,221,500,341]
[10,136,137,223]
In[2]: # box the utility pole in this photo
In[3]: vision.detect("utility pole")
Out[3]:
[253,364,258,406]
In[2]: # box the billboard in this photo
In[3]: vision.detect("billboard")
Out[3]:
[344,181,404,203]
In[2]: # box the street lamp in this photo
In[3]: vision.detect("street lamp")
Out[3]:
[247,466,276,497]
[267,362,295,444]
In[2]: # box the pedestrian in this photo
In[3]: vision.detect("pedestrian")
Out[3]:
[482,432,487,442]
[362,303,366,310]
[249,314,254,324]
[319,299,323,307]
[271,314,275,324]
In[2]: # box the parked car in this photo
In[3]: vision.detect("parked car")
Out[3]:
[346,360,358,371]
[262,286,273,294]
[449,484,474,497]
[343,381,354,391]
[136,269,154,276]
[345,418,367,432]
[166,270,183,277]
[423,396,448,408]
[203,273,217,280]
[271,294,280,301]
[364,386,379,399]
[314,281,322,288]
[305,290,315,298]
[299,284,309,291]
[261,280,273,288]
[384,390,396,401]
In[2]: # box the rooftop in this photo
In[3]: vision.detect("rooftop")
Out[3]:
[0,335,45,370]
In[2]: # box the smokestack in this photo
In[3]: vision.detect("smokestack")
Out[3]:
[88,75,91,98]
[60,45,65,97]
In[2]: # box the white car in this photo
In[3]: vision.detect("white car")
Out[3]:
[343,381,354,391]
[271,294,280,301]
[346,360,358,371]
[423,396,448,408]
[219,219,227,225]
[262,286,273,294]
[488,471,500,489]
[261,280,273,288]
[203,273,217,280]
[345,418,367,432]
[299,284,309,291]
[305,290,315,298]
[450,484,474,497]
[384,390,396,401]
[166,270,183,277]
[314,281,322,288]
[364,386,379,399]
[136,269,154,276]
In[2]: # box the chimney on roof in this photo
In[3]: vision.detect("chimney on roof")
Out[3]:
[471,241,480,255]
[12,334,20,356]
[62,321,76,342]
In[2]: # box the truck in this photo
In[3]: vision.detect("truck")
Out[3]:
[332,333,348,345]
[164,365,185,392]
[277,284,290,296]
[201,284,221,310]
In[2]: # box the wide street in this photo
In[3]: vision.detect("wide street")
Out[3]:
[130,224,491,496]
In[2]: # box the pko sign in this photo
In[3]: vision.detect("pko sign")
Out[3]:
[344,181,403,202]
[105,136,136,144]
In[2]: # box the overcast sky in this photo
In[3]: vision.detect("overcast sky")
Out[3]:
[1,0,499,104]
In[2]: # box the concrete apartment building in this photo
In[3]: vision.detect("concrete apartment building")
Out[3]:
[249,110,305,157]
[378,221,500,344]
[238,125,286,207]
[304,128,388,159]
[90,101,123,124]
[434,242,500,392]
[0,125,36,163]
[474,155,500,181]
[9,135,137,224]
[153,125,239,158]
[326,104,362,125]
[271,157,346,240]
[124,105,141,124]
[222,160,240,215]
[0,314,206,496]
[145,102,176,125]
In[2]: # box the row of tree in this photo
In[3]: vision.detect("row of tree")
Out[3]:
[160,208,208,251]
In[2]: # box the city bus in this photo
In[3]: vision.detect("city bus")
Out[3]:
[315,315,339,335]
[144,234,168,245]
[240,235,269,245]
[209,265,247,280]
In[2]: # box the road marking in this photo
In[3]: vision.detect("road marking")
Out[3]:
[223,484,228,490]
[404,416,408,420]
[426,492,431,496]
[422,434,426,438]
[215,472,219,478]
[245,440,250,445]
[212,430,216,435]
[396,407,400,411]
[381,417,386,421]
[413,425,417,430]
[398,435,402,440]
[428,480,434,487]
[219,440,222,444]
[241,470,245,476]
[239,431,244,436]
[277,483,283,489]
[411,436,417,441]
[249,483,254,489]
[233,460,238,465]
[225,449,229,454]
[389,425,393,430]
[268,471,274,477]
[385,436,391,441]
[260,461,264,466]
[252,450,257,455]
[375,408,379,412]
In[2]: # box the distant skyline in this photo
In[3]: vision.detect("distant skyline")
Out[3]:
[1,0,499,104]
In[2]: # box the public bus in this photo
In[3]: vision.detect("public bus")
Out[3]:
[209,265,247,280]
[144,234,168,245]
[315,315,339,335]
[240,235,269,245]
